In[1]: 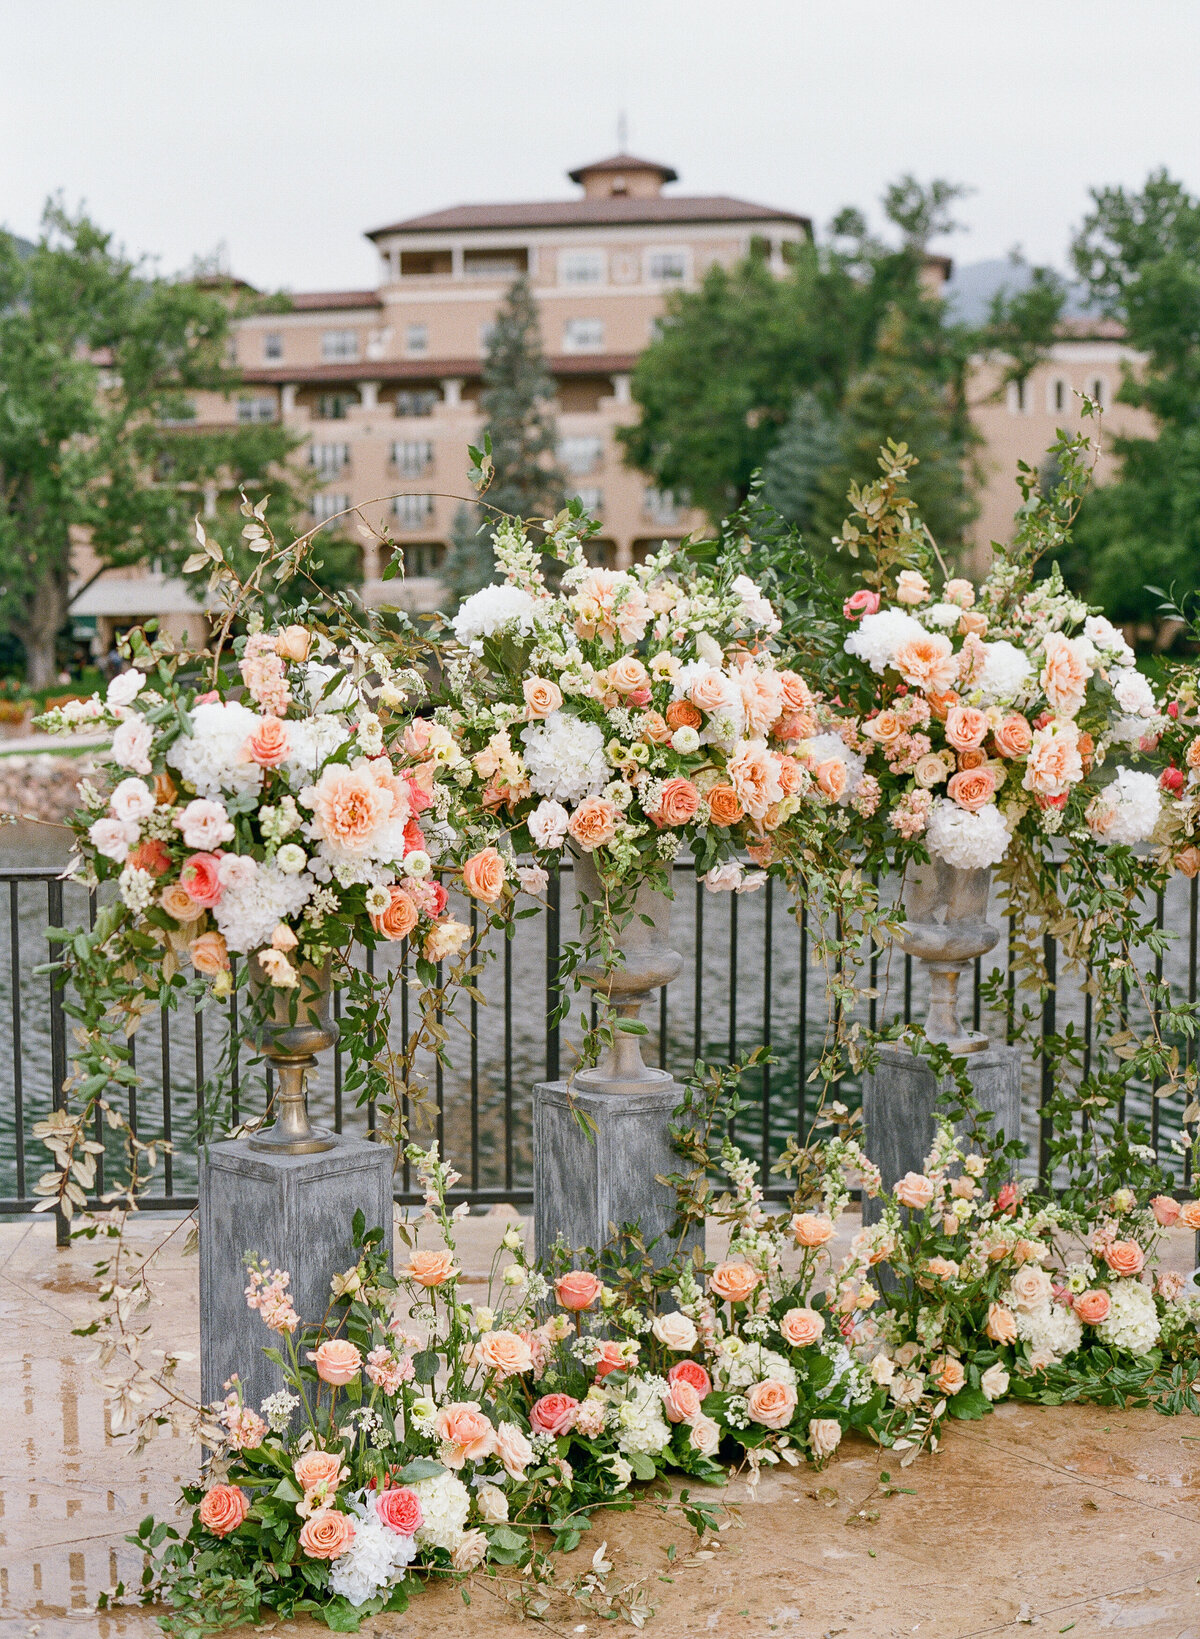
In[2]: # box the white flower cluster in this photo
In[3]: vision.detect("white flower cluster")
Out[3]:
[843,610,926,674]
[977,640,1034,705]
[411,1470,471,1553]
[451,584,538,646]
[167,701,265,799]
[613,1378,672,1457]
[520,712,608,805]
[328,1495,417,1607]
[714,1341,797,1392]
[1014,1300,1083,1363]
[1102,768,1162,846]
[925,798,1011,870]
[1095,1279,1161,1354]
[214,862,315,953]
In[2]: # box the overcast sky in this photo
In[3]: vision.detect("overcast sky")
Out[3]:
[4,1,1200,292]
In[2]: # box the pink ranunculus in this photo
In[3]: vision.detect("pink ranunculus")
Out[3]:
[375,1486,423,1537]
[180,852,224,906]
[555,1270,602,1311]
[843,589,881,621]
[309,1339,362,1386]
[1074,1289,1112,1325]
[531,1393,580,1436]
[668,1359,712,1399]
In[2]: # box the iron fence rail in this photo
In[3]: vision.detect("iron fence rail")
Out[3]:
[1,862,1196,1221]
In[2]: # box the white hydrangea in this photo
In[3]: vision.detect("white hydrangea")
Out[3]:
[1015,1300,1082,1362]
[214,864,315,952]
[1095,1279,1160,1355]
[412,1470,471,1553]
[328,1496,418,1607]
[614,1378,672,1457]
[843,609,927,674]
[1103,768,1162,846]
[283,715,350,780]
[1109,667,1156,718]
[168,701,265,800]
[520,711,608,805]
[714,1341,797,1392]
[926,798,1011,870]
[922,602,963,630]
[451,584,537,645]
[977,640,1034,704]
[304,662,358,715]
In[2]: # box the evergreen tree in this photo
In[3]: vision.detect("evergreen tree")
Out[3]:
[759,391,844,531]
[441,503,489,602]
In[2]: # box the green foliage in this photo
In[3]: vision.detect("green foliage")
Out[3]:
[759,391,844,533]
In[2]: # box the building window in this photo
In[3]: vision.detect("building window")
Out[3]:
[263,331,283,361]
[1090,376,1107,407]
[559,249,606,285]
[400,249,452,277]
[316,393,356,420]
[237,395,277,424]
[563,317,605,353]
[405,323,429,357]
[463,247,528,277]
[321,329,359,362]
[1006,379,1029,415]
[559,435,603,474]
[403,542,446,577]
[572,486,603,514]
[1050,378,1068,414]
[645,248,688,284]
[311,492,350,523]
[393,493,434,529]
[310,442,350,475]
[391,440,433,477]
[395,389,439,417]
[643,488,681,525]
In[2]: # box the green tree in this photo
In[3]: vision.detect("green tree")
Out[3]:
[759,391,843,531]
[1067,170,1200,625]
[0,203,306,686]
[441,502,489,602]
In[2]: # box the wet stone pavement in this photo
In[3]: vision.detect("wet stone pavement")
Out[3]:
[4,1212,1200,1639]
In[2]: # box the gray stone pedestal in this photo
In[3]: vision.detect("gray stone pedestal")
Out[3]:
[533,1079,701,1269]
[198,1133,394,1410]
[860,1044,1022,1227]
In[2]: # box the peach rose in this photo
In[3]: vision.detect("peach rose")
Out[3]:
[294,1451,345,1494]
[435,1401,496,1467]
[690,1414,721,1457]
[959,609,989,636]
[689,670,736,713]
[663,1378,703,1424]
[815,758,848,802]
[531,1393,580,1436]
[180,853,223,907]
[310,1339,362,1386]
[161,883,206,923]
[609,656,649,694]
[404,1248,456,1287]
[189,930,230,975]
[944,578,975,608]
[1010,1265,1053,1311]
[993,713,1033,759]
[243,715,290,768]
[894,1172,936,1210]
[1179,1201,1200,1231]
[524,677,563,718]
[893,633,958,695]
[495,1420,534,1480]
[1102,1240,1145,1276]
[780,1307,826,1347]
[779,670,814,712]
[705,784,744,827]
[567,796,619,851]
[1040,632,1091,718]
[299,1508,356,1560]
[896,570,930,605]
[370,885,419,942]
[930,1354,965,1395]
[745,1378,798,1430]
[478,1329,533,1379]
[199,1484,249,1537]
[1151,1195,1181,1227]
[728,741,784,819]
[1074,1289,1112,1324]
[957,747,988,770]
[985,1302,1017,1344]
[947,768,996,812]
[651,1310,698,1350]
[641,710,672,744]
[1023,721,1082,798]
[809,1417,843,1461]
[863,709,904,746]
[791,1213,837,1248]
[463,846,507,904]
[913,752,951,788]
[306,765,393,852]
[709,1261,760,1304]
[945,705,988,751]
[275,625,311,662]
[665,699,703,732]
[653,777,700,828]
[555,1270,601,1311]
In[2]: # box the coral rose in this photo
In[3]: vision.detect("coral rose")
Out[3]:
[370,885,419,942]
[893,633,958,695]
[945,705,989,751]
[993,714,1033,759]
[815,758,848,801]
[310,1339,362,1386]
[947,767,996,812]
[189,931,229,975]
[375,1485,423,1536]
[745,1378,797,1430]
[523,677,563,718]
[593,1339,629,1378]
[843,589,880,620]
[780,1307,826,1348]
[161,883,206,923]
[792,1213,837,1248]
[1074,1289,1112,1324]
[275,625,311,662]
[243,716,290,768]
[668,1359,712,1398]
[180,853,223,907]
[463,846,507,904]
[128,839,171,877]
[295,1451,344,1493]
[1102,1240,1145,1276]
[199,1484,249,1537]
[435,1402,496,1467]
[299,1509,355,1560]
[666,699,703,732]
[930,1354,965,1395]
[709,1261,760,1303]
[985,1302,1017,1344]
[652,777,700,828]
[1151,1194,1181,1227]
[705,784,744,827]
[567,796,619,851]
[478,1329,533,1379]
[404,1248,456,1287]
[555,1270,601,1311]
[663,1378,703,1424]
[894,1172,936,1210]
[531,1393,580,1436]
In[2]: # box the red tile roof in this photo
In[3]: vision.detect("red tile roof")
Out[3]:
[367,195,811,238]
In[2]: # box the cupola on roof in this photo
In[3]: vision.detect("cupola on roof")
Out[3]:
[566,153,680,199]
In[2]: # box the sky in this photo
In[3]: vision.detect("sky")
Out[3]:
[4,1,1200,293]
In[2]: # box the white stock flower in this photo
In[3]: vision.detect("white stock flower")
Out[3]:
[925,799,1011,870]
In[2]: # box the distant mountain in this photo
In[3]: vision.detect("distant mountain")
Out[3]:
[943,257,1098,327]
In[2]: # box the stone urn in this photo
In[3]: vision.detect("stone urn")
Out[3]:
[246,957,339,1153]
[572,850,683,1095]
[897,858,999,1054]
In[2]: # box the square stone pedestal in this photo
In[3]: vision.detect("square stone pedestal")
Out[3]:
[533,1079,701,1270]
[198,1133,394,1409]
[860,1043,1022,1228]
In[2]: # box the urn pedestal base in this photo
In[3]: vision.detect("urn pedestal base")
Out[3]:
[860,1043,1022,1228]
[533,1078,701,1270]
[198,1133,393,1409]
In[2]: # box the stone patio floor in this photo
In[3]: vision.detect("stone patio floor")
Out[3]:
[4,1211,1200,1639]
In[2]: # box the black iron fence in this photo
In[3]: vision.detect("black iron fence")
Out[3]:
[1,861,1197,1220]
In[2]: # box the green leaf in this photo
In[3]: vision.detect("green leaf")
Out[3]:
[394,1457,445,1483]
[412,1349,440,1384]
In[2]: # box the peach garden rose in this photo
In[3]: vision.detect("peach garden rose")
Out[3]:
[199,1484,249,1538]
[309,1339,362,1386]
[708,1261,761,1303]
[745,1378,797,1430]
[298,1509,355,1560]
[404,1248,457,1287]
